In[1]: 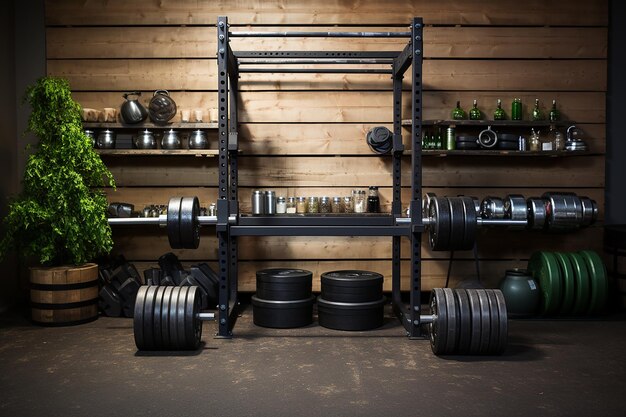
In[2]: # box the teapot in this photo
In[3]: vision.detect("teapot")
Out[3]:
[188,130,208,149]
[161,129,181,149]
[97,130,116,149]
[120,92,148,124]
[149,90,177,124]
[133,129,156,149]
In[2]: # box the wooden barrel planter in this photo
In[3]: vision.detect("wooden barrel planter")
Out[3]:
[30,263,99,326]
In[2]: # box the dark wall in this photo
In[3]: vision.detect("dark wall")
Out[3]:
[606,0,626,225]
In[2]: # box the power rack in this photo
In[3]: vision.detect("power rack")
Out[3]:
[215,16,425,338]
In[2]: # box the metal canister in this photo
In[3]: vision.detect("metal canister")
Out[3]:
[518,135,527,151]
[252,190,264,215]
[208,203,216,216]
[446,127,456,150]
[265,191,277,215]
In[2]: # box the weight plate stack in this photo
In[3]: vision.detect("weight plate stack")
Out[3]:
[252,296,315,328]
[167,197,183,249]
[527,252,562,315]
[553,252,576,314]
[497,133,519,150]
[317,296,386,331]
[429,197,451,251]
[579,250,609,314]
[180,196,200,249]
[567,253,591,315]
[447,198,467,251]
[320,270,383,303]
[460,197,477,250]
[257,268,313,301]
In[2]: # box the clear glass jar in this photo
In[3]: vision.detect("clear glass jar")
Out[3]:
[529,129,541,152]
[343,196,354,213]
[286,197,297,214]
[319,197,331,213]
[352,189,366,213]
[331,197,343,213]
[554,131,564,151]
[276,196,287,214]
[307,197,319,214]
[296,197,307,214]
[367,186,380,213]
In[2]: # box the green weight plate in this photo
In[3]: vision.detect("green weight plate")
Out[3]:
[454,289,472,354]
[485,290,500,355]
[476,289,491,354]
[466,289,482,355]
[579,250,609,315]
[133,286,148,350]
[527,252,562,315]
[554,252,576,314]
[567,253,591,315]
[493,290,508,355]
[442,288,458,354]
[161,286,174,350]
[429,288,448,355]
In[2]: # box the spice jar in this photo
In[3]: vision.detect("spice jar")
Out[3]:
[286,197,297,214]
[276,196,287,214]
[319,197,331,213]
[332,197,343,213]
[367,186,380,213]
[307,197,320,214]
[529,129,540,152]
[296,197,307,214]
[343,196,354,214]
[352,189,366,213]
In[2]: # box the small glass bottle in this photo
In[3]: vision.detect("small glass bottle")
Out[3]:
[554,130,565,151]
[286,197,297,214]
[532,98,544,121]
[367,186,380,213]
[529,129,540,151]
[511,98,522,121]
[319,196,331,213]
[549,99,559,122]
[296,197,307,214]
[451,101,466,120]
[331,197,343,213]
[307,197,319,214]
[445,127,456,150]
[469,99,482,120]
[493,99,506,120]
[343,196,354,214]
[276,196,287,214]
[352,190,366,213]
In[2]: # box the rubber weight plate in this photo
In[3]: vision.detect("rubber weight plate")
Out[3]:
[447,197,466,251]
[133,286,148,350]
[466,289,482,355]
[579,250,609,315]
[160,286,174,350]
[152,286,166,349]
[429,197,451,251]
[553,253,576,314]
[180,197,200,249]
[184,286,202,349]
[493,290,508,354]
[460,197,477,250]
[485,290,501,354]
[527,252,562,315]
[475,289,492,354]
[453,289,472,354]
[567,253,591,315]
[168,287,181,350]
[167,197,183,249]
[429,288,448,355]
[175,286,189,349]
[442,288,458,354]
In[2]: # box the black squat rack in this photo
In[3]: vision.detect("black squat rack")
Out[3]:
[215,16,425,339]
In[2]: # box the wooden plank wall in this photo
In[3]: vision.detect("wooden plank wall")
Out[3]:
[45,0,608,291]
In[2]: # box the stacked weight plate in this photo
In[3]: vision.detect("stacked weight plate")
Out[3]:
[317,270,385,331]
[252,268,314,328]
[527,250,608,316]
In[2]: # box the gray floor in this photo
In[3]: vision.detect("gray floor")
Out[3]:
[1,304,625,417]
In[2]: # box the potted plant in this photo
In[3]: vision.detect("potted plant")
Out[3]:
[0,77,115,325]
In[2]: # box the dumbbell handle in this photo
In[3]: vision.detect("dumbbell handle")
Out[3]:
[108,215,237,226]
[197,312,216,321]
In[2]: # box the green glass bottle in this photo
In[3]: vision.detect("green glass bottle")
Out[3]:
[469,99,482,120]
[493,99,506,120]
[532,98,544,121]
[451,101,466,120]
[549,99,559,122]
[436,131,443,149]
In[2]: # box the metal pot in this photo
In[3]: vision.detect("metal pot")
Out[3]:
[149,90,177,124]
[120,91,148,124]
[161,129,181,149]
[188,130,208,149]
[97,130,116,149]
[134,129,156,149]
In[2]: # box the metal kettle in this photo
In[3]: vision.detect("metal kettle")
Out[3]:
[161,129,181,149]
[188,130,208,149]
[120,92,148,124]
[149,90,177,124]
[133,129,156,149]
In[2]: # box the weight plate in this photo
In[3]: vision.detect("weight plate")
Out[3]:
[485,290,500,355]
[447,198,466,251]
[553,253,575,314]
[169,287,181,350]
[475,289,491,354]
[429,197,451,251]
[443,288,458,354]
[526,198,547,230]
[579,250,609,315]
[466,289,482,355]
[460,197,477,250]
[503,194,527,230]
[580,197,598,227]
[454,289,472,354]
[493,290,508,354]
[152,286,166,349]
[422,193,437,219]
[167,197,183,249]
[180,196,200,249]
[566,253,591,315]
[527,252,562,315]
[429,288,448,355]
[133,286,148,350]
[184,286,202,349]
[142,286,158,350]
[161,286,174,350]
[176,286,190,349]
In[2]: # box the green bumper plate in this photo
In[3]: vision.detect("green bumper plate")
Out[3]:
[579,250,608,314]
[554,252,575,314]
[528,251,562,315]
[567,253,591,315]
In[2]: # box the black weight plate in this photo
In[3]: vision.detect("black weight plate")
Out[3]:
[133,285,148,350]
[498,133,519,142]
[142,286,158,350]
[169,287,181,350]
[466,289,482,355]
[429,288,448,355]
[184,286,202,349]
[180,197,200,249]
[160,286,174,350]
[167,197,183,249]
[429,197,451,251]
[442,288,458,354]
[253,295,315,328]
[448,197,467,251]
[152,286,165,349]
[176,286,190,349]
[485,290,501,355]
[190,266,218,306]
[456,135,478,143]
[455,141,480,150]
[258,268,313,301]
[461,197,477,250]
[476,289,491,354]
[493,290,509,354]
[320,270,382,303]
[454,289,472,354]
[316,297,384,331]
[99,285,122,317]
[498,141,519,150]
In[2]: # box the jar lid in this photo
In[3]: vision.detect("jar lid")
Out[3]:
[320,196,330,202]
[308,196,318,201]
[265,190,275,195]
[277,196,286,202]
[288,197,296,202]
[296,196,306,201]
[253,190,263,195]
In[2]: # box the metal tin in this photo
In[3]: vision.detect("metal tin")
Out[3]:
[518,135,527,151]
[265,190,277,215]
[445,127,456,150]
[252,190,264,215]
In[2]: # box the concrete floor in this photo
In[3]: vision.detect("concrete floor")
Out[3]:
[1,303,625,417]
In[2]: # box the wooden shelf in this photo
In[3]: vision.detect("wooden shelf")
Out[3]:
[403,119,575,127]
[96,149,219,157]
[83,122,218,130]
[405,149,591,157]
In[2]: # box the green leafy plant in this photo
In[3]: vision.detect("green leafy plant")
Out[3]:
[0,77,115,266]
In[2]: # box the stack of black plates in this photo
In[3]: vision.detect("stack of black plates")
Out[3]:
[252,268,314,328]
[455,136,479,150]
[317,270,385,331]
[498,133,519,150]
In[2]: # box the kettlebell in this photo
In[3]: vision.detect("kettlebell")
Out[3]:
[499,268,539,317]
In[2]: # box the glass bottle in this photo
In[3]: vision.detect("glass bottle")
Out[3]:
[367,186,380,213]
[276,196,287,214]
[343,196,354,214]
[493,99,506,120]
[352,190,366,213]
[451,101,466,120]
[529,129,540,151]
[319,196,331,213]
[469,99,482,120]
[511,98,522,121]
[307,197,319,214]
[296,197,307,214]
[286,197,297,214]
[532,98,544,121]
[549,99,559,122]
[436,131,443,149]
[331,197,343,213]
[554,130,564,151]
